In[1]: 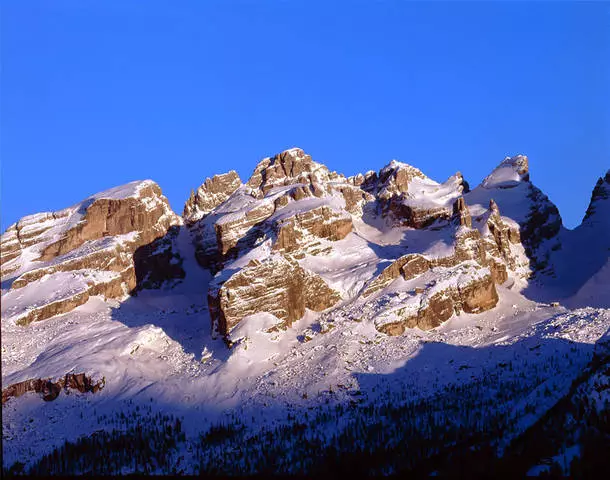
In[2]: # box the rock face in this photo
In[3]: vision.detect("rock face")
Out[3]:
[188,148,370,338]
[361,161,469,228]
[376,268,499,335]
[190,149,521,340]
[245,148,332,194]
[272,206,353,255]
[1,180,179,325]
[2,373,105,404]
[133,226,186,291]
[208,255,341,336]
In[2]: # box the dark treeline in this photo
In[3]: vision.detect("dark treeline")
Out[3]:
[4,346,607,476]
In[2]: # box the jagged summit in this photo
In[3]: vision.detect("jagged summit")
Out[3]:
[245,147,334,195]
[481,154,529,189]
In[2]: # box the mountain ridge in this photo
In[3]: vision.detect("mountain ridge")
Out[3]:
[1,148,608,475]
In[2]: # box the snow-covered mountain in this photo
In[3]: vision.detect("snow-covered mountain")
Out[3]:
[1,149,608,475]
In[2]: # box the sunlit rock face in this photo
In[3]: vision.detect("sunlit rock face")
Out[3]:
[208,255,341,337]
[183,171,242,223]
[1,181,180,325]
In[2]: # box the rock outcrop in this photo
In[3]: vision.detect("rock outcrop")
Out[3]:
[361,161,468,228]
[272,206,353,255]
[2,373,105,404]
[245,148,333,195]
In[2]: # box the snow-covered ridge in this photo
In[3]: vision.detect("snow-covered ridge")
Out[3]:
[2,148,609,474]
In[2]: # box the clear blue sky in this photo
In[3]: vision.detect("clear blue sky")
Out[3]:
[1,1,608,231]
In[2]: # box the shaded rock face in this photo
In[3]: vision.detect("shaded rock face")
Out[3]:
[133,226,185,292]
[2,373,105,404]
[183,171,242,223]
[1,181,180,325]
[208,255,341,336]
[520,186,562,273]
[388,202,453,229]
[453,197,472,228]
[583,170,610,223]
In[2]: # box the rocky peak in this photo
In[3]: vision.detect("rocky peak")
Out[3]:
[452,197,472,227]
[363,160,428,199]
[489,198,500,215]
[360,161,468,229]
[183,170,242,223]
[465,155,562,277]
[245,148,331,195]
[482,155,530,189]
[583,170,610,223]
[452,171,470,193]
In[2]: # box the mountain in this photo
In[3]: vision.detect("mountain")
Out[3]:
[1,149,608,475]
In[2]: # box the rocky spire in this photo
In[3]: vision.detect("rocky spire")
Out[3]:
[583,170,610,223]
[489,198,500,216]
[452,197,472,227]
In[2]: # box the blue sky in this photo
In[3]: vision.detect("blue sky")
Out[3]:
[1,1,608,231]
